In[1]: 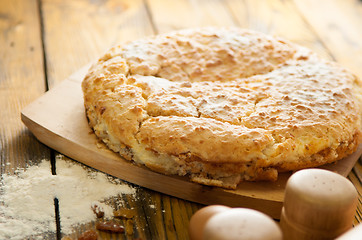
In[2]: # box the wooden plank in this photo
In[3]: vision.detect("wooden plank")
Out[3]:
[224,0,332,59]
[40,0,154,88]
[351,160,362,226]
[349,169,362,226]
[146,0,236,33]
[0,0,50,171]
[0,0,56,239]
[293,0,362,78]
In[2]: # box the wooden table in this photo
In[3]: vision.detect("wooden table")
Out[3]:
[1,0,362,239]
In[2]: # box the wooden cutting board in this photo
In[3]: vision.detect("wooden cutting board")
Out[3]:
[21,65,362,219]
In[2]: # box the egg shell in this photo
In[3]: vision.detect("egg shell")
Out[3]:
[203,208,282,240]
[336,223,362,240]
[189,205,231,240]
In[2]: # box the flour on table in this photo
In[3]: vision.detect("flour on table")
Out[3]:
[0,156,136,240]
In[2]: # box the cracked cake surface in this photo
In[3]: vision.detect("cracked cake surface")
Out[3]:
[82,27,362,189]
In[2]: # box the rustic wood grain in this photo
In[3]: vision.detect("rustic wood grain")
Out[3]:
[0,0,50,171]
[293,0,362,78]
[40,0,154,88]
[145,0,236,33]
[224,0,332,60]
[350,159,362,226]
[349,170,362,226]
[0,0,56,238]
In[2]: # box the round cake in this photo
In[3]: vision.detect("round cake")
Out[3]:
[82,27,362,189]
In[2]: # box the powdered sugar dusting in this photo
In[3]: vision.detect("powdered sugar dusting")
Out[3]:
[0,156,136,239]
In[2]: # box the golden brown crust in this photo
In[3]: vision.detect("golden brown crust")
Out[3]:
[82,27,362,189]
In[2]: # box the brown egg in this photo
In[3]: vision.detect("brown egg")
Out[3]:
[189,205,231,240]
[203,208,282,240]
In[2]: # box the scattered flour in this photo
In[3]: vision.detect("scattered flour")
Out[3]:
[0,156,136,239]
[149,204,155,209]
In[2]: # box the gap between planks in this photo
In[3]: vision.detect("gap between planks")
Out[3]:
[37,0,62,238]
